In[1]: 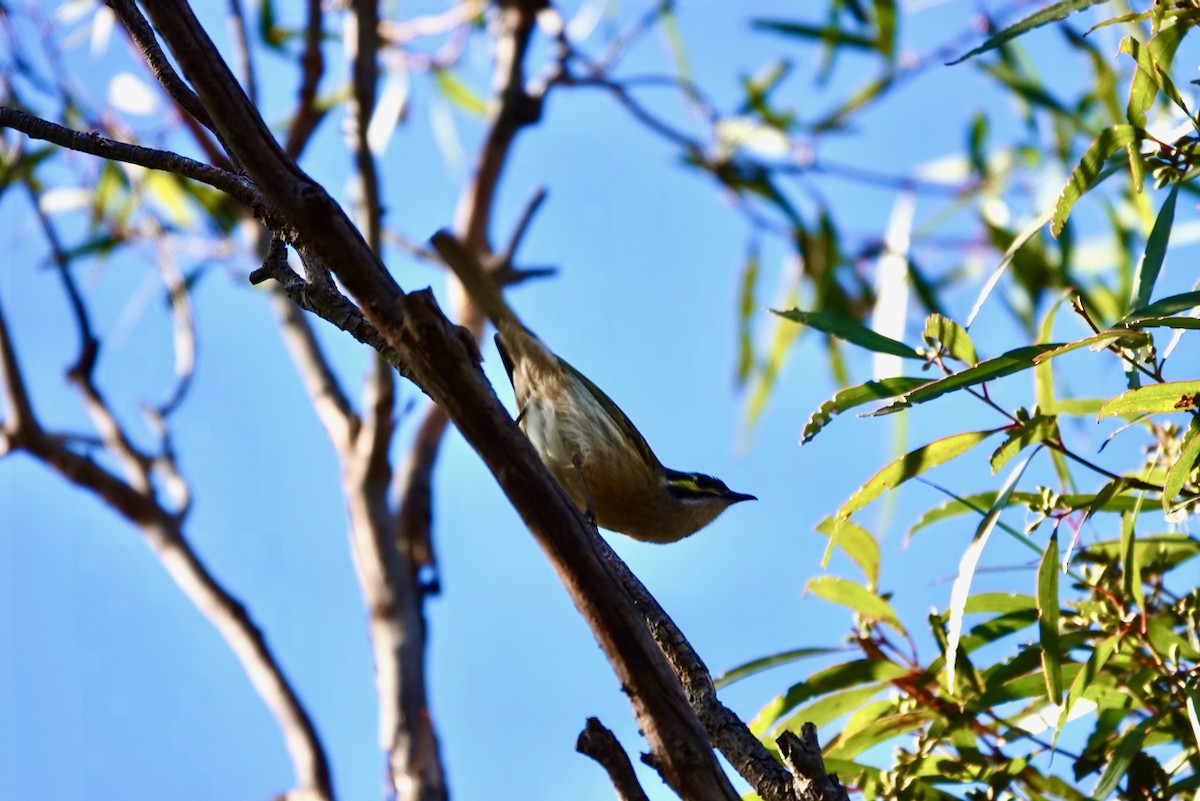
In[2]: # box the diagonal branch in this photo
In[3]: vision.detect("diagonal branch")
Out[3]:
[136,3,738,796]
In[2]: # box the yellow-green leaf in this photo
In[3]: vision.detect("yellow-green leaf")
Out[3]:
[802,377,929,444]
[816,516,880,590]
[772,308,921,359]
[923,313,977,364]
[991,414,1058,473]
[835,429,1001,521]
[807,576,903,633]
[1037,533,1062,705]
[1163,415,1200,514]
[1098,380,1200,417]
[432,68,487,115]
[1031,330,1152,363]
[874,345,1061,415]
[947,0,1112,65]
[1052,125,1140,237]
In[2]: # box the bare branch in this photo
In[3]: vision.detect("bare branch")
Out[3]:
[0,293,36,436]
[0,107,263,211]
[395,405,449,592]
[0,284,331,800]
[249,240,402,368]
[147,222,198,419]
[20,178,98,380]
[226,0,258,106]
[137,5,738,796]
[349,0,383,251]
[106,0,210,127]
[498,185,547,266]
[284,0,328,158]
[777,726,850,801]
[576,718,652,801]
[348,360,446,801]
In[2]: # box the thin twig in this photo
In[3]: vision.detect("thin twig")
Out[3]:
[250,240,402,369]
[576,718,652,801]
[0,107,263,212]
[226,0,258,106]
[284,0,328,158]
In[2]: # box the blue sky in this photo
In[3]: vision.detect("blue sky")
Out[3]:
[1,3,1186,800]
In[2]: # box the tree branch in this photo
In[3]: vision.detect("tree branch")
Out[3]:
[0,286,332,801]
[777,726,850,801]
[135,3,737,796]
[0,107,262,211]
[284,0,328,158]
[577,718,652,801]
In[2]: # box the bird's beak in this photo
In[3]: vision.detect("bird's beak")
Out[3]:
[724,490,757,504]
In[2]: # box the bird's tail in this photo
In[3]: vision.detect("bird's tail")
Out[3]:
[430,229,521,335]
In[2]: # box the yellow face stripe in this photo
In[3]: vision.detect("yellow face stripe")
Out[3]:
[666,472,727,498]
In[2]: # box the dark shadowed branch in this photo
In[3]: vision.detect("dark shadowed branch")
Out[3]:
[576,718,652,801]
[132,1,740,795]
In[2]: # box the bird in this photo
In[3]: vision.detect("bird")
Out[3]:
[430,229,755,543]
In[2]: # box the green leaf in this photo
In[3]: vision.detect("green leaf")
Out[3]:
[807,576,903,632]
[1163,415,1200,514]
[873,345,1062,415]
[1122,290,1200,323]
[771,308,921,358]
[945,454,1033,692]
[947,0,1112,65]
[658,4,694,92]
[964,593,1037,615]
[1185,684,1200,756]
[257,0,289,51]
[991,414,1058,473]
[714,647,841,690]
[1031,330,1153,363]
[1052,398,1107,416]
[777,684,884,731]
[1083,533,1200,570]
[1037,533,1063,705]
[1092,722,1149,799]
[815,516,880,589]
[736,243,760,386]
[1121,504,1146,616]
[1052,125,1141,237]
[1121,25,1188,129]
[835,429,1001,521]
[751,19,878,50]
[872,0,897,61]
[1130,183,1181,311]
[922,313,977,364]
[1056,632,1119,744]
[1098,380,1200,416]
[1125,316,1200,330]
[967,207,1055,327]
[432,68,487,115]
[826,710,933,760]
[801,377,929,444]
[743,283,804,431]
[749,658,909,734]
